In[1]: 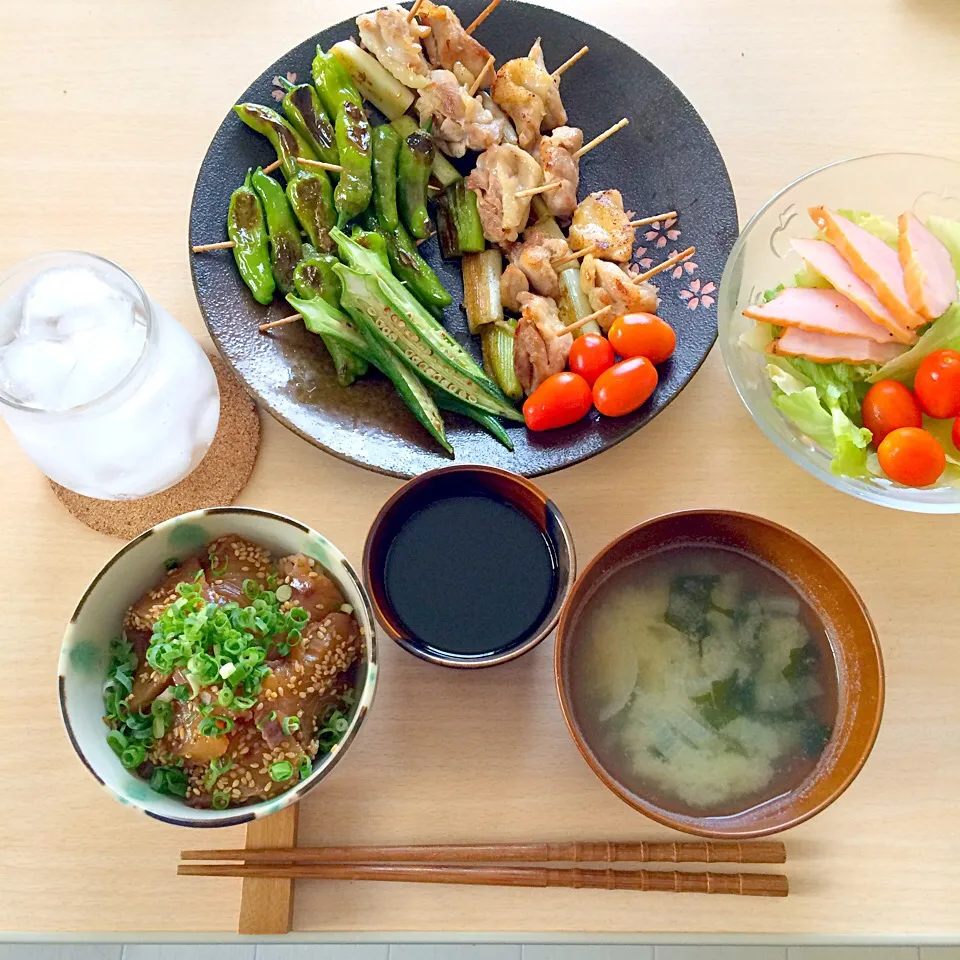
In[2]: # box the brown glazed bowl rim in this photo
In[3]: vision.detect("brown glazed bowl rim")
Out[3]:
[554,509,885,838]
[363,464,576,669]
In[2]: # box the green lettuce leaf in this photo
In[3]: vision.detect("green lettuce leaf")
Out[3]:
[869,303,960,384]
[926,215,960,277]
[837,209,899,248]
[775,357,875,422]
[767,365,872,476]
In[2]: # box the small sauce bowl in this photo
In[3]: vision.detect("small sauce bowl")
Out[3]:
[364,465,576,668]
[555,509,884,838]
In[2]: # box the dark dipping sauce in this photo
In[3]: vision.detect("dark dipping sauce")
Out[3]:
[383,494,557,660]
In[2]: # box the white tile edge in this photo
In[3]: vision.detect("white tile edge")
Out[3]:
[1,935,958,946]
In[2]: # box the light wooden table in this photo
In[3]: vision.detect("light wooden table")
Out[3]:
[2,0,959,942]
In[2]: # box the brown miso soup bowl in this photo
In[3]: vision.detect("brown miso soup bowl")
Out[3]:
[555,510,884,839]
[364,465,576,668]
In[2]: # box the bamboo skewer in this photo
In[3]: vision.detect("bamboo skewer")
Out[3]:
[262,158,343,176]
[259,313,302,332]
[552,45,589,79]
[574,118,629,160]
[182,839,786,865]
[560,305,612,334]
[465,0,502,34]
[515,181,562,199]
[178,862,787,898]
[408,0,425,21]
[628,211,678,229]
[634,246,696,284]
[192,240,235,253]
[468,54,496,97]
[552,244,598,268]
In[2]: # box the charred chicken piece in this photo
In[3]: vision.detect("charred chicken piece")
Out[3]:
[417,0,494,86]
[467,143,543,244]
[357,4,432,89]
[581,255,659,331]
[491,39,566,150]
[570,190,636,262]
[513,292,573,395]
[535,126,582,219]
[416,69,506,158]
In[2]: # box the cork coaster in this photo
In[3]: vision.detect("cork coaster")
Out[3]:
[52,355,260,539]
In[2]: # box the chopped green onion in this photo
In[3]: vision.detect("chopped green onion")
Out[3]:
[211,791,231,810]
[198,715,234,738]
[164,558,180,572]
[209,553,229,577]
[120,744,146,769]
[172,684,191,702]
[242,578,260,600]
[219,662,236,680]
[298,756,312,779]
[150,766,188,797]
[269,761,294,782]
[275,584,293,602]
[256,709,277,731]
[288,607,309,625]
[232,694,257,711]
[204,756,233,791]
[217,687,235,708]
[106,730,128,757]
[281,715,300,735]
[340,603,354,615]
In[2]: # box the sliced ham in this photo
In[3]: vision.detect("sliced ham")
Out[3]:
[743,287,896,343]
[770,327,907,365]
[809,207,925,329]
[898,212,959,321]
[791,239,916,344]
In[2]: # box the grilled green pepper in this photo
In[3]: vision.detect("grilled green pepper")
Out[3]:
[371,125,401,231]
[312,47,372,226]
[250,166,303,295]
[286,164,336,253]
[234,103,316,181]
[383,222,452,315]
[293,246,367,387]
[274,76,339,169]
[227,170,275,305]
[397,131,435,239]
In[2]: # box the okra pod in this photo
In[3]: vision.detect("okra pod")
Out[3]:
[432,389,514,451]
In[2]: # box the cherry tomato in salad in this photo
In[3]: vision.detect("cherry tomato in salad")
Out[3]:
[913,349,960,418]
[877,427,946,487]
[608,313,677,365]
[861,380,922,446]
[592,356,658,417]
[522,372,593,431]
[568,333,615,386]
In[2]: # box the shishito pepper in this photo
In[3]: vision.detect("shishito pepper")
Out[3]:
[294,245,368,387]
[312,47,372,226]
[234,103,316,181]
[250,166,303,295]
[286,163,336,253]
[397,130,435,239]
[383,222,452,315]
[274,76,339,170]
[227,170,275,305]
[371,125,401,231]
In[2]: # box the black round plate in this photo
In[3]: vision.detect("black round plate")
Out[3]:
[190,0,737,478]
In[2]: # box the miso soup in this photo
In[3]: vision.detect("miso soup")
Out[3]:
[569,545,838,817]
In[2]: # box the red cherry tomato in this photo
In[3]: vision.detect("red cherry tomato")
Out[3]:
[523,372,593,431]
[861,380,922,446]
[592,356,658,417]
[608,313,677,364]
[913,349,960,418]
[568,333,615,386]
[877,427,946,487]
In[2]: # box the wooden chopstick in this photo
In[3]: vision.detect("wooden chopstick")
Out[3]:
[182,839,786,865]
[178,862,788,897]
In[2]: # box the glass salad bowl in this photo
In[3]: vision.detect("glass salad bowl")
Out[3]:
[719,152,960,513]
